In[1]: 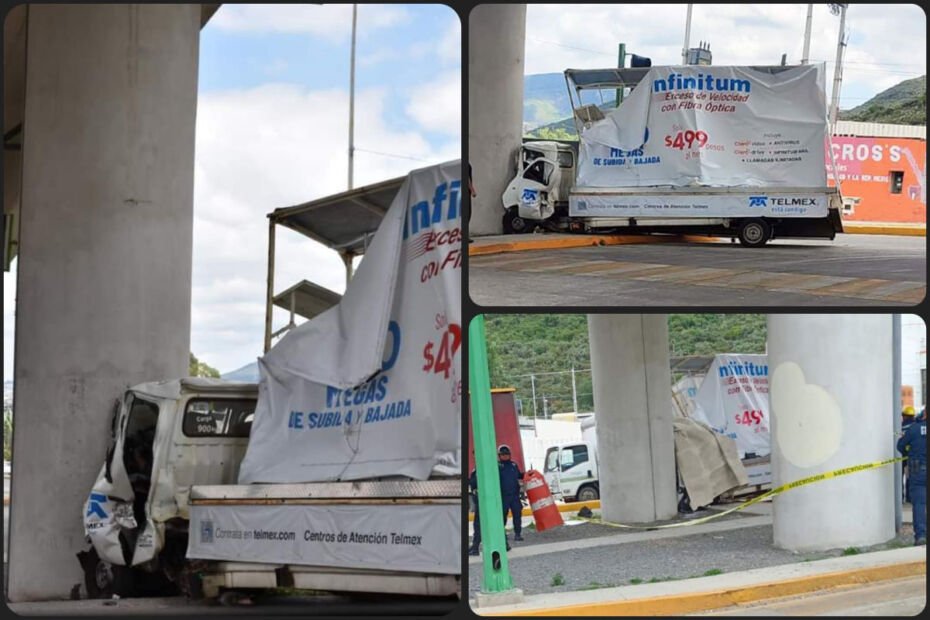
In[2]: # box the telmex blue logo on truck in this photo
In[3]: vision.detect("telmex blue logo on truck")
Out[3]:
[749,196,768,207]
[86,492,108,519]
[653,73,752,93]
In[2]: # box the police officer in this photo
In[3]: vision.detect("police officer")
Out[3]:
[897,408,927,546]
[468,466,510,555]
[498,445,525,542]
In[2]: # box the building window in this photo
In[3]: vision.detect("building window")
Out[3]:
[890,171,904,194]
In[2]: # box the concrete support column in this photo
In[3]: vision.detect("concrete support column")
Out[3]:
[467,4,526,236]
[587,314,677,523]
[9,4,200,601]
[768,314,895,552]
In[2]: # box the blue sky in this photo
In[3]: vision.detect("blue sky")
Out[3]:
[199,4,458,149]
[3,4,461,379]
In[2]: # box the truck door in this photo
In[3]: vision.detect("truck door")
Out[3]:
[122,395,161,529]
[543,447,562,497]
[556,443,594,501]
[170,396,256,517]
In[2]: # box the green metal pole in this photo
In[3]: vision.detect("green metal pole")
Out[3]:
[469,314,514,593]
[616,43,626,106]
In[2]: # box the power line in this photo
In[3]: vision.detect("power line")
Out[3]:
[353,147,429,162]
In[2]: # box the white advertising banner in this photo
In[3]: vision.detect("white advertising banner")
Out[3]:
[690,355,770,458]
[577,65,828,189]
[569,191,829,218]
[238,161,462,483]
[187,503,460,574]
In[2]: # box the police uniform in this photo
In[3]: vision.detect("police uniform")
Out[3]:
[897,414,927,544]
[499,459,524,540]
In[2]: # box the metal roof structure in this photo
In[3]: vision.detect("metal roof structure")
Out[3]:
[564,65,797,92]
[272,279,342,322]
[833,120,926,140]
[669,355,716,375]
[269,175,404,256]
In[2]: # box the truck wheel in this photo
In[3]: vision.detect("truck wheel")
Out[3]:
[737,219,771,247]
[503,207,530,235]
[577,485,599,502]
[80,547,136,599]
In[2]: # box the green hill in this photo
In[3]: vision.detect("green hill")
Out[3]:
[484,314,766,415]
[840,75,926,125]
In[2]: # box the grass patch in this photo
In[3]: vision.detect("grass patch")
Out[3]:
[551,573,565,587]
[703,568,723,577]
[885,539,910,549]
[842,547,861,556]
[647,576,677,584]
[629,578,643,585]
[580,582,615,591]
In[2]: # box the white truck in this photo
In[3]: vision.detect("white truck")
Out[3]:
[502,65,844,247]
[544,416,770,507]
[79,161,462,601]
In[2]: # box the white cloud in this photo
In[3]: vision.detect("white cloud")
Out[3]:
[211,4,410,41]
[523,3,925,108]
[358,13,460,69]
[405,73,461,135]
[437,14,461,66]
[191,81,459,373]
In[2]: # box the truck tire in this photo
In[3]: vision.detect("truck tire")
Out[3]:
[503,207,530,235]
[577,484,599,502]
[80,547,136,599]
[737,219,771,247]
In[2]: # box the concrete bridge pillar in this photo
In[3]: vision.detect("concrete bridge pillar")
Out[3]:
[587,314,678,523]
[768,314,895,551]
[467,4,526,236]
[8,4,201,600]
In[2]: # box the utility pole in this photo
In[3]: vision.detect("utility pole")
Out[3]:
[801,3,813,64]
[616,43,626,106]
[469,315,516,596]
[348,4,357,190]
[530,374,538,419]
[682,4,693,64]
[828,3,848,129]
[571,366,578,413]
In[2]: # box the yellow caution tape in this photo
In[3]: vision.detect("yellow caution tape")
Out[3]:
[578,456,907,530]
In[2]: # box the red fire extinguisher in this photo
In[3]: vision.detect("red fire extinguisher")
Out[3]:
[524,469,564,532]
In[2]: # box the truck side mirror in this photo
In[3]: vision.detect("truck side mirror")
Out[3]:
[587,470,593,478]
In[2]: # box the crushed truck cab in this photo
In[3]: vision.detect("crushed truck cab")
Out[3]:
[81,378,258,597]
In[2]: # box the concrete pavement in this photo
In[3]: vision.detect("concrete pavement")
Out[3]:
[468,233,926,307]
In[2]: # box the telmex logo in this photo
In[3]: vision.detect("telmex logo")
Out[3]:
[201,520,214,544]
[749,196,767,207]
[86,492,108,519]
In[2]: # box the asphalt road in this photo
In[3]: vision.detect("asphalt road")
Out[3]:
[6,593,460,616]
[695,575,926,616]
[468,234,926,307]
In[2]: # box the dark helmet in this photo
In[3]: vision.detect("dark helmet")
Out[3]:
[498,444,511,456]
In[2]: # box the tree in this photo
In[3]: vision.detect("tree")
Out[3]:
[189,353,221,378]
[3,409,12,462]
